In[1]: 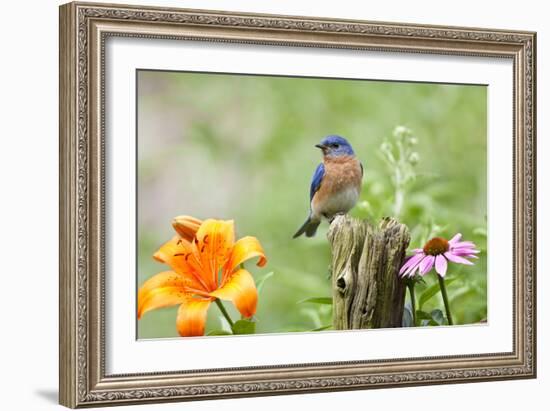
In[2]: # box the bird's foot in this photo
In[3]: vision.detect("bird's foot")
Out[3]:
[328,212,347,224]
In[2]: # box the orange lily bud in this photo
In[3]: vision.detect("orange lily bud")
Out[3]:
[172,215,202,242]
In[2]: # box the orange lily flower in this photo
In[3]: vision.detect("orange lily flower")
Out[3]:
[138,217,267,337]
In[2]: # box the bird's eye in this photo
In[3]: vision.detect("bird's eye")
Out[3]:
[332,143,339,149]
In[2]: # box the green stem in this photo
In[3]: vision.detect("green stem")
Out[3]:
[215,299,234,328]
[407,281,417,326]
[437,275,454,325]
[393,140,405,218]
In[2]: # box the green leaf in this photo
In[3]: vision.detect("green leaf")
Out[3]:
[207,329,233,336]
[419,277,457,309]
[255,271,274,295]
[450,288,478,306]
[231,319,256,335]
[418,284,440,309]
[430,309,445,325]
[416,310,432,321]
[297,297,333,305]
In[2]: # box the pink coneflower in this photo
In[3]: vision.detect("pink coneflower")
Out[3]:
[399,233,479,278]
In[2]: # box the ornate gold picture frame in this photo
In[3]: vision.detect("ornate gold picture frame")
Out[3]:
[59,1,536,408]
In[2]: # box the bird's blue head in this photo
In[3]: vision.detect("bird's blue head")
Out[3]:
[315,135,355,158]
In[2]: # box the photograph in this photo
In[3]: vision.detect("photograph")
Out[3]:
[55,1,536,407]
[136,70,488,338]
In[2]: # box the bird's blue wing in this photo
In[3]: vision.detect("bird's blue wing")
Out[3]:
[310,163,325,201]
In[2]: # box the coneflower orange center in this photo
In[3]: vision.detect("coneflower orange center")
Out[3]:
[423,237,449,256]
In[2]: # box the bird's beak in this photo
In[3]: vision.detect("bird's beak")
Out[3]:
[315,143,326,150]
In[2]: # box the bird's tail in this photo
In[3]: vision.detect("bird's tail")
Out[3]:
[292,215,321,238]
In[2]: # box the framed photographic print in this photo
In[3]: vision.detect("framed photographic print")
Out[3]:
[59,1,537,408]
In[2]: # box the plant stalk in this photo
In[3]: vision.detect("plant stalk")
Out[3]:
[437,275,454,325]
[407,281,417,326]
[215,299,234,328]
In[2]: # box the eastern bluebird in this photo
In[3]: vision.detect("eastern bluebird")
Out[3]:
[293,135,363,238]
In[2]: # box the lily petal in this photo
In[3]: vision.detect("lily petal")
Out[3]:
[195,219,236,287]
[224,236,267,279]
[172,215,202,243]
[153,236,182,263]
[210,268,258,318]
[153,237,208,291]
[137,271,190,319]
[435,255,448,277]
[195,219,235,253]
[176,296,212,337]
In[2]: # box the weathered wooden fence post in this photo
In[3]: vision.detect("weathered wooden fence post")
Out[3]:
[328,215,410,329]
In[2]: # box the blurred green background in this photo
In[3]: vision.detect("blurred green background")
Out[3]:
[137,70,487,338]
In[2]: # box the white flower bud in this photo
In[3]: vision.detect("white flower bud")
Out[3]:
[408,152,419,165]
[394,125,408,137]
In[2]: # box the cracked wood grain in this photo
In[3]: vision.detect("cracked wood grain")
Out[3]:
[328,215,410,329]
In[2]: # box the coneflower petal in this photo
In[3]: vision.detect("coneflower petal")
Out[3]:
[419,255,435,275]
[400,253,425,275]
[453,248,480,257]
[404,254,427,277]
[435,255,448,277]
[452,241,476,249]
[448,233,462,245]
[444,251,474,265]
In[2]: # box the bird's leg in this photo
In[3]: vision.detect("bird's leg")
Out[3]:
[328,211,347,224]
[323,212,335,223]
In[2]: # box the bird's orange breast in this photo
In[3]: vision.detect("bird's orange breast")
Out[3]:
[321,155,362,194]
